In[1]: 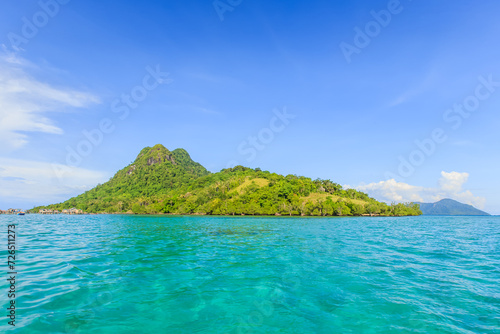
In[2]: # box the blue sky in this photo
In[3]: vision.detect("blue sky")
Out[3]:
[0,0,499,214]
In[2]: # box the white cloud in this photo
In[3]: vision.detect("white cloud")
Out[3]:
[355,171,486,209]
[0,52,100,150]
[0,157,108,204]
[439,171,468,193]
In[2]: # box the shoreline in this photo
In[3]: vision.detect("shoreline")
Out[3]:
[22,212,418,217]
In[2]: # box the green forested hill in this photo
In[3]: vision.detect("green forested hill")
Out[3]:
[34,144,421,216]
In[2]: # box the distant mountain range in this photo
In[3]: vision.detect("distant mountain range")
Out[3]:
[416,199,490,216]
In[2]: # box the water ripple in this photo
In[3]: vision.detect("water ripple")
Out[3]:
[1,215,499,333]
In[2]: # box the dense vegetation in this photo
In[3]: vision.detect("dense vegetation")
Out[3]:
[33,144,422,216]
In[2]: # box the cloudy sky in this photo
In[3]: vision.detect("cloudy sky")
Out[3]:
[0,0,499,214]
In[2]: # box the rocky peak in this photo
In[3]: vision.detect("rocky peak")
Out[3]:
[134,144,177,166]
[120,144,209,178]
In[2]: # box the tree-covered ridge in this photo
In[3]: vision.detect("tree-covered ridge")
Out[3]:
[96,144,209,198]
[33,145,421,216]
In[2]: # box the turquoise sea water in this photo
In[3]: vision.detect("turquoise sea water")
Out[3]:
[1,215,499,333]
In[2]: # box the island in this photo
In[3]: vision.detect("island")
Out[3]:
[32,144,422,216]
[416,199,490,216]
